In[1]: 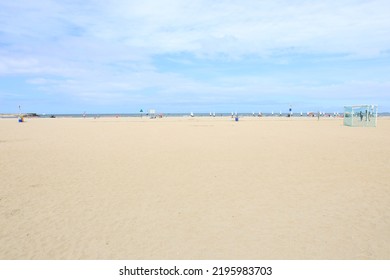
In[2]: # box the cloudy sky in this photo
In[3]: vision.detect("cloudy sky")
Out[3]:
[1,0,389,114]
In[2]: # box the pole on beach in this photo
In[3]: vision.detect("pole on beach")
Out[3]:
[18,105,24,122]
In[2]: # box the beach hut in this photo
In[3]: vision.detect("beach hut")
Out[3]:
[149,109,156,119]
[344,105,377,127]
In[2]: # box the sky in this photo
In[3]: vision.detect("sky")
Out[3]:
[0,0,390,114]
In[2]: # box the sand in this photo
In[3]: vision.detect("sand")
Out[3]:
[0,116,389,259]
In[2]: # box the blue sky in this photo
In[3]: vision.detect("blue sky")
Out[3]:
[1,0,389,113]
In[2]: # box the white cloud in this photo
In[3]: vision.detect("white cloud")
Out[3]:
[98,0,390,57]
[2,0,390,57]
[1,0,389,111]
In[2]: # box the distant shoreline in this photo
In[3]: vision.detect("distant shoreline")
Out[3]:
[2,112,390,118]
[0,113,40,118]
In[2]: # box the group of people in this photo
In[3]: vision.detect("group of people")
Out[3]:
[359,110,372,122]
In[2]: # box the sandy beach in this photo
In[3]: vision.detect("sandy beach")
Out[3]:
[0,116,389,259]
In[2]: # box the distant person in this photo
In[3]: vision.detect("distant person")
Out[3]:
[360,111,363,121]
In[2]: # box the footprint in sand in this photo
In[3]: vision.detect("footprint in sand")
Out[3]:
[4,209,21,218]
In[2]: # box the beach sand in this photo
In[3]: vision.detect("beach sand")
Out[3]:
[1,116,389,259]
